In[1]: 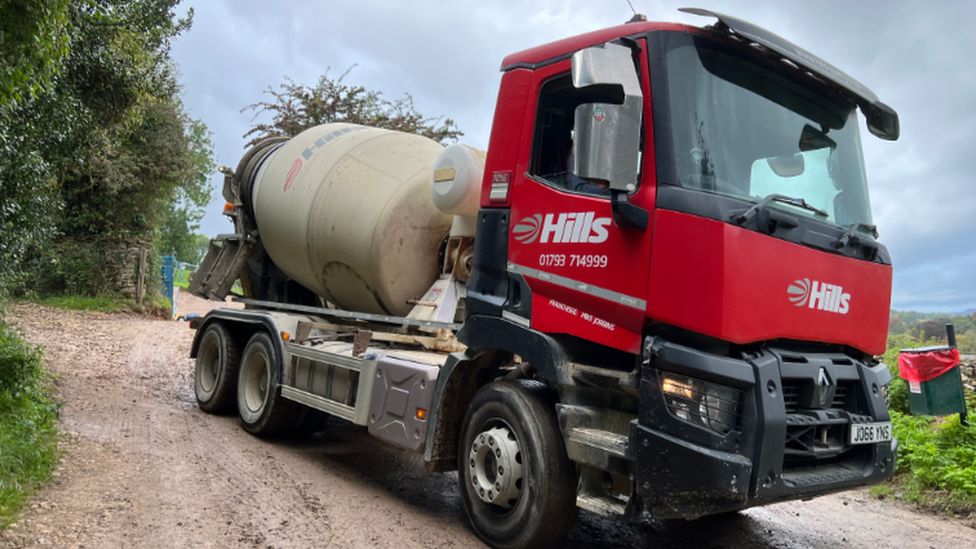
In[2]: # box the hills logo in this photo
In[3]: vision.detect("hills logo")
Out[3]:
[787,278,851,315]
[513,212,611,244]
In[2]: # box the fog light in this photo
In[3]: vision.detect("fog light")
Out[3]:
[660,372,741,436]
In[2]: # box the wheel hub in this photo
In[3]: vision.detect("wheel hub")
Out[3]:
[243,352,269,413]
[468,425,523,509]
[197,337,219,392]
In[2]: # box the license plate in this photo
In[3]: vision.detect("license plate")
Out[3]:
[849,422,893,445]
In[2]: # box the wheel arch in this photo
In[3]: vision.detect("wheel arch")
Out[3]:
[423,320,571,472]
[458,314,571,386]
[423,349,508,471]
[190,310,284,373]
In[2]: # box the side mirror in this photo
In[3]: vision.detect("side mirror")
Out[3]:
[571,42,647,229]
[863,100,899,141]
[571,42,643,193]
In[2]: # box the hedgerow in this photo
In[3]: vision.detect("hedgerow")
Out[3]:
[0,316,58,528]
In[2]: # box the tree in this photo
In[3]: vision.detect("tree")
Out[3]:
[0,0,72,295]
[0,0,70,107]
[0,0,214,297]
[158,206,211,264]
[158,117,215,264]
[243,67,462,147]
[158,205,212,265]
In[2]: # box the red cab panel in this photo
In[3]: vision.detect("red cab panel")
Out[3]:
[480,69,534,208]
[647,210,892,355]
[530,292,643,353]
[500,22,692,69]
[503,43,658,356]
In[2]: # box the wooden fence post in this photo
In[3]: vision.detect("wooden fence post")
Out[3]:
[135,247,148,303]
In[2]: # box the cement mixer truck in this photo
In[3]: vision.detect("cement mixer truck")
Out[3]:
[188,8,900,547]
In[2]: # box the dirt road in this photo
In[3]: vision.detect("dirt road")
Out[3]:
[2,294,974,548]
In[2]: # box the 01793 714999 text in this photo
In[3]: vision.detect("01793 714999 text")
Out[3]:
[538,254,607,268]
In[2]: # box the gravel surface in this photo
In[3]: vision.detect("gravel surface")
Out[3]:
[1,293,974,548]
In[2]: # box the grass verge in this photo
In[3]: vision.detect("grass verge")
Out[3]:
[874,409,976,515]
[35,294,174,318]
[36,294,133,313]
[0,316,58,528]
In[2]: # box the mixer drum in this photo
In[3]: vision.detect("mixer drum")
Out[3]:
[249,123,451,316]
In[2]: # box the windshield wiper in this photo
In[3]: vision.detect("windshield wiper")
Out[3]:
[731,193,829,225]
[833,222,879,249]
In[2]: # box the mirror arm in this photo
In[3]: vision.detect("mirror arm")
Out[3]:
[610,190,649,230]
[616,37,642,75]
[618,36,640,53]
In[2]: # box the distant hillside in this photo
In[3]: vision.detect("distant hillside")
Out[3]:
[889,309,976,352]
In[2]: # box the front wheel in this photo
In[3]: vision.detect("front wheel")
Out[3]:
[458,381,578,548]
[236,332,301,436]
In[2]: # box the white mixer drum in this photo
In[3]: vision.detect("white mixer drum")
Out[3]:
[250,123,451,315]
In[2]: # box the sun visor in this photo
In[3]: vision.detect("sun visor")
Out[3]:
[680,7,899,140]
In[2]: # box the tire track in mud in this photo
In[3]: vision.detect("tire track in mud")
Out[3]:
[171,413,336,546]
[120,385,337,546]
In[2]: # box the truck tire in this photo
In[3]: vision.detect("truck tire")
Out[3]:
[458,380,578,548]
[236,332,301,436]
[194,323,240,414]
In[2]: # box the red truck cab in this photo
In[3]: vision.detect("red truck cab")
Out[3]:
[459,7,898,531]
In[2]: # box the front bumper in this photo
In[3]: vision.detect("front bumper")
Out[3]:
[635,339,896,519]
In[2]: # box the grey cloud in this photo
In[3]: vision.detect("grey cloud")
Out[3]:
[172,0,976,312]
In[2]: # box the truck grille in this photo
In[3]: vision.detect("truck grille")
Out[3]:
[783,382,799,412]
[780,373,868,472]
[782,379,856,414]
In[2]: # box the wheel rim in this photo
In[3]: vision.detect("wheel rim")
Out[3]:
[468,421,524,511]
[242,348,270,413]
[196,333,220,394]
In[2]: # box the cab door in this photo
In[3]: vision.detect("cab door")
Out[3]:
[507,40,655,354]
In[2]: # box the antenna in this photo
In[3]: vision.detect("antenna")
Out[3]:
[624,0,646,23]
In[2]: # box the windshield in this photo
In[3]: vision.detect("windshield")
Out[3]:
[662,36,873,227]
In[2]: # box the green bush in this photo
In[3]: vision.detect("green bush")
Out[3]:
[886,377,911,415]
[891,411,976,512]
[26,239,130,297]
[878,333,976,513]
[0,316,58,527]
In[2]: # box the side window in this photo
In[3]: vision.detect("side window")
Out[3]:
[529,74,614,197]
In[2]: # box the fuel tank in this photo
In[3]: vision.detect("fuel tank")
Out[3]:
[246,123,451,315]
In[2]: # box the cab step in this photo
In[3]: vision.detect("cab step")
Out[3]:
[576,493,629,517]
[567,427,630,458]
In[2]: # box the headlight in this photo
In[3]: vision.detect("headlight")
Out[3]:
[660,371,741,436]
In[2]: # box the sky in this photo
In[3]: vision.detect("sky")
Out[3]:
[171,1,976,313]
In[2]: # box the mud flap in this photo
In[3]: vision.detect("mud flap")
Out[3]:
[189,234,252,300]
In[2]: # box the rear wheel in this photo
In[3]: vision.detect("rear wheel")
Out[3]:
[194,323,240,413]
[458,381,578,548]
[237,332,301,436]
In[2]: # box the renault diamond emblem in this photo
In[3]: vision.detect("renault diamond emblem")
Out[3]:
[818,368,830,387]
[815,367,833,407]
